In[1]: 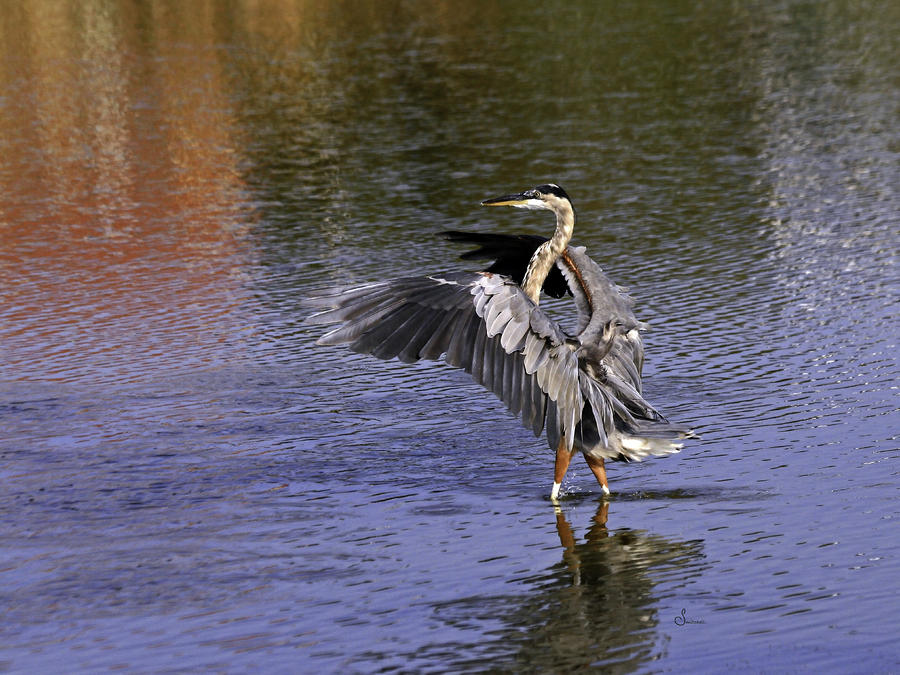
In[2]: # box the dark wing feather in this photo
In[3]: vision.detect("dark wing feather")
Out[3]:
[442,231,570,299]
[397,310,447,364]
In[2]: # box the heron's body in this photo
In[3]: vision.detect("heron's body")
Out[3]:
[309,184,691,499]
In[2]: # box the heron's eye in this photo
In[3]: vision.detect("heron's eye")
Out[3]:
[525,189,540,199]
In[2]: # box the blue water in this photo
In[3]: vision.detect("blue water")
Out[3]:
[1,0,897,671]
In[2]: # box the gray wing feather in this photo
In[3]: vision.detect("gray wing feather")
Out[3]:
[419,309,461,361]
[480,322,496,391]
[447,309,479,368]
[504,350,518,415]
[504,350,519,415]
[523,331,548,374]
[353,304,422,357]
[313,298,407,345]
[518,367,532,428]
[491,335,505,398]
[546,400,561,452]
[397,310,447,364]
[468,318,487,384]
[530,375,547,436]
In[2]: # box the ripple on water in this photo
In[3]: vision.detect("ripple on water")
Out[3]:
[1,0,899,671]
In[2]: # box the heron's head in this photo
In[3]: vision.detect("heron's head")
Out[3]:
[481,183,571,213]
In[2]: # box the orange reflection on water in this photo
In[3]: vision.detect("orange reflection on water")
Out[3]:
[0,0,257,383]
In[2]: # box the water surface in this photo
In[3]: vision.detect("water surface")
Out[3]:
[1,0,898,671]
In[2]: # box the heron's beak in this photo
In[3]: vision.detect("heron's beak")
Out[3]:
[481,191,530,207]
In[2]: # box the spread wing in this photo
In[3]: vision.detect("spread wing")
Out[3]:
[307,271,584,449]
[555,246,687,458]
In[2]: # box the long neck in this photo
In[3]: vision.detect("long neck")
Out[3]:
[521,201,575,303]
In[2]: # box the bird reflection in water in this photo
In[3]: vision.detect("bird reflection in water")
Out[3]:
[431,500,706,671]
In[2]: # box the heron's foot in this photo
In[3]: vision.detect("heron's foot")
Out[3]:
[550,481,562,501]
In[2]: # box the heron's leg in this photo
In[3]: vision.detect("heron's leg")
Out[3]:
[584,454,611,496]
[551,438,574,500]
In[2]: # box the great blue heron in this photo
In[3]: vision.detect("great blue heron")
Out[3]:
[309,184,691,499]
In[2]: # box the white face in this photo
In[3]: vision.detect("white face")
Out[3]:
[514,198,548,210]
[517,192,570,214]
